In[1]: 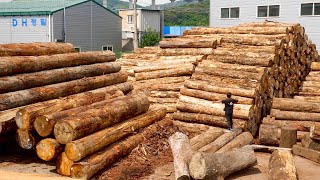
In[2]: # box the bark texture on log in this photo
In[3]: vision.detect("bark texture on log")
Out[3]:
[36,138,63,161]
[56,152,74,176]
[262,116,313,131]
[0,42,75,56]
[0,51,115,76]
[0,62,121,93]
[158,48,214,56]
[65,107,166,161]
[216,132,253,153]
[189,146,257,180]
[199,128,242,153]
[292,144,320,164]
[272,98,320,113]
[301,134,320,151]
[269,150,298,180]
[310,122,320,140]
[135,66,194,81]
[159,39,218,48]
[70,119,172,179]
[172,120,214,135]
[270,109,320,121]
[190,128,224,151]
[54,92,150,144]
[0,72,128,111]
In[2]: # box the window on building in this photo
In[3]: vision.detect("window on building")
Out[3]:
[127,15,133,24]
[102,45,113,52]
[221,7,239,18]
[258,5,280,17]
[74,47,81,52]
[301,3,320,16]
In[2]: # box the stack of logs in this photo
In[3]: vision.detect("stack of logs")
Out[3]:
[118,38,220,115]
[173,22,318,135]
[0,42,169,179]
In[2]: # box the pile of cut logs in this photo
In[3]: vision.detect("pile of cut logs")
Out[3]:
[173,22,318,135]
[0,42,168,179]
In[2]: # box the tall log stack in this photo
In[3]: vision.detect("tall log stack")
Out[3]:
[173,22,318,135]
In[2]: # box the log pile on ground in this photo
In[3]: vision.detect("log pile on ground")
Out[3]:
[174,22,318,135]
[0,42,170,178]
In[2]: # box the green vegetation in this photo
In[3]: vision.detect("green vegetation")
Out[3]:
[140,28,161,48]
[164,0,209,26]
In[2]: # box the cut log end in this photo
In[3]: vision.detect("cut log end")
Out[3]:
[56,152,74,176]
[34,116,52,137]
[70,164,87,179]
[54,121,74,144]
[36,138,63,161]
[15,129,35,149]
[188,152,208,180]
[65,142,80,161]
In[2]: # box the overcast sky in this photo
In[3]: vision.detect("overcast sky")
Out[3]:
[125,0,173,6]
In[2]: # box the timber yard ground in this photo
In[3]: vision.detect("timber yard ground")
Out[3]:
[1,120,320,180]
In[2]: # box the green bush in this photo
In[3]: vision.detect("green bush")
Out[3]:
[140,28,161,48]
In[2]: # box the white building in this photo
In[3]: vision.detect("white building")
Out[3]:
[210,0,320,49]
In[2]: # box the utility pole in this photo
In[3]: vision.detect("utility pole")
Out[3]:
[133,0,139,49]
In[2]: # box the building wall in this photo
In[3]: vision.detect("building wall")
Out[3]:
[53,1,122,52]
[140,10,161,32]
[0,15,49,44]
[210,0,320,49]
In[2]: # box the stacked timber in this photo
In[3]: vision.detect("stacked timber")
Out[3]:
[174,22,318,135]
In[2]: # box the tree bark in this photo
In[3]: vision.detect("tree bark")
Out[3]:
[34,91,125,137]
[279,127,297,148]
[207,55,271,67]
[135,66,194,81]
[134,64,191,73]
[190,128,224,151]
[180,87,253,105]
[199,128,242,153]
[198,61,265,73]
[216,132,253,153]
[36,138,63,161]
[269,150,298,180]
[0,71,128,111]
[0,51,115,76]
[172,120,214,135]
[0,42,75,56]
[17,89,124,130]
[56,152,74,176]
[270,109,320,121]
[262,116,313,131]
[173,112,246,129]
[158,48,214,56]
[169,132,195,180]
[54,92,150,144]
[292,144,320,164]
[310,122,320,140]
[159,39,218,48]
[65,106,166,161]
[70,119,172,179]
[272,98,320,112]
[189,146,257,180]
[301,134,320,151]
[0,62,121,93]
[184,26,287,35]
[184,80,256,98]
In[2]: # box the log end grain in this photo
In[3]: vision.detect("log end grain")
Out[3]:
[70,164,88,179]
[36,138,63,161]
[188,152,209,180]
[56,152,74,176]
[15,129,35,149]
[65,142,81,162]
[54,121,74,144]
[34,115,53,137]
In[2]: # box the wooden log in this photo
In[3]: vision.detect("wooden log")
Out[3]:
[0,62,121,93]
[36,138,63,161]
[173,112,246,129]
[279,127,297,148]
[148,97,178,104]
[168,132,195,180]
[199,61,265,73]
[70,118,172,179]
[216,132,253,153]
[0,42,75,56]
[259,124,307,145]
[159,39,217,48]
[311,62,320,71]
[262,116,313,131]
[196,66,263,80]
[207,55,271,67]
[172,120,214,135]
[189,146,257,180]
[270,109,320,121]
[269,150,297,180]
[177,97,251,120]
[0,71,127,111]
[301,134,320,151]
[65,106,166,161]
[56,152,74,176]
[18,88,124,130]
[121,53,156,59]
[158,48,213,56]
[54,92,150,144]
[292,144,320,164]
[199,128,242,153]
[135,82,184,91]
[190,128,224,151]
[15,129,36,149]
[310,122,320,140]
[184,26,288,35]
[185,79,256,98]
[272,98,320,112]
[250,145,292,153]
[135,66,193,81]
[134,64,191,73]
[149,91,180,98]
[34,92,125,137]
[180,87,253,105]
[134,76,189,85]
[0,51,115,76]
[150,103,177,113]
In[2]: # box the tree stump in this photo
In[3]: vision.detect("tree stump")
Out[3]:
[279,127,297,148]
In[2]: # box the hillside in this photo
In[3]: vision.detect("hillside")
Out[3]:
[164,0,209,26]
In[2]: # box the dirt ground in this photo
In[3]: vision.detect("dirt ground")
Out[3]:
[0,122,320,180]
